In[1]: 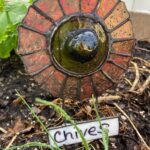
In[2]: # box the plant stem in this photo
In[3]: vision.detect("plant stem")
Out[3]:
[16,91,60,150]
[92,95,109,150]
[6,142,51,150]
[36,98,90,150]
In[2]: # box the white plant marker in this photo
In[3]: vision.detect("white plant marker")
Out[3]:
[49,117,119,148]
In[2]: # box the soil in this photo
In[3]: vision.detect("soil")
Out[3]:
[0,41,150,150]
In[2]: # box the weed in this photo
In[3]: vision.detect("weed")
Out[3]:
[6,142,51,150]
[8,92,109,150]
[36,98,90,150]
[92,95,109,150]
[15,91,60,150]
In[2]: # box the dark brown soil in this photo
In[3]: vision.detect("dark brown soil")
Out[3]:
[0,41,149,150]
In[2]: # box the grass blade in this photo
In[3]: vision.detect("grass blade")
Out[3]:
[36,98,90,150]
[5,142,51,150]
[92,95,109,150]
[16,91,60,150]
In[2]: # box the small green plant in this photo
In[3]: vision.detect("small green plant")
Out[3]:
[15,91,60,150]
[92,95,109,150]
[8,92,109,150]
[13,92,89,150]
[6,142,51,150]
[36,98,90,150]
[0,0,32,59]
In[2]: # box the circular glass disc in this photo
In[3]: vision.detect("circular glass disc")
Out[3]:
[51,16,108,75]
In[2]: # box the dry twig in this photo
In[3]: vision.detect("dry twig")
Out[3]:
[133,57,150,67]
[0,127,7,134]
[90,95,122,104]
[125,78,133,86]
[137,76,150,94]
[129,67,150,74]
[5,133,19,150]
[129,62,140,92]
[114,103,150,150]
[135,46,150,53]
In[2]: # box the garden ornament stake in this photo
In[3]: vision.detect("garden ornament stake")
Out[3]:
[18,0,135,100]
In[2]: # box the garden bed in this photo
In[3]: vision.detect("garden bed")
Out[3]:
[0,41,150,150]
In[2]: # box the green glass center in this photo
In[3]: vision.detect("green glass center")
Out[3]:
[51,17,108,75]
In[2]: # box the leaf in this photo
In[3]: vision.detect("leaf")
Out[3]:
[0,25,18,58]
[0,33,8,43]
[102,128,109,150]
[11,117,25,133]
[6,3,28,24]
[0,0,30,59]
[2,117,25,139]
[0,36,17,58]
[0,0,5,11]
[0,12,9,33]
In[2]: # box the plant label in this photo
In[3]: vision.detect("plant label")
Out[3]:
[49,117,119,148]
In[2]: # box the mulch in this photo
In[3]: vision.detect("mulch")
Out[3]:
[0,41,149,150]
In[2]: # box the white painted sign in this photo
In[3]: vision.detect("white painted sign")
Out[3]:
[49,117,119,148]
